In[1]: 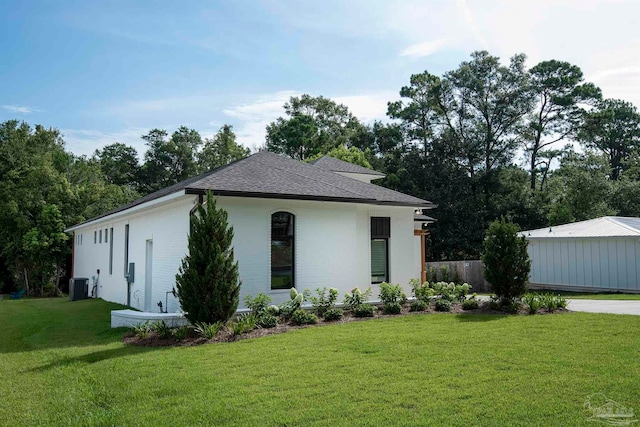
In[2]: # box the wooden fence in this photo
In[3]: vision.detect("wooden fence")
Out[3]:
[424,260,491,293]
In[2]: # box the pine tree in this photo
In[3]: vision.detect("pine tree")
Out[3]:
[175,191,240,324]
[481,218,531,301]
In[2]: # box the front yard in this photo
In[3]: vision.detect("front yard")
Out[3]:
[1,297,639,426]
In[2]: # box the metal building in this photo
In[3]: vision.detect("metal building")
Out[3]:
[523,217,640,293]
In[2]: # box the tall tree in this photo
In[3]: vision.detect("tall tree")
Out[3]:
[524,60,601,190]
[266,94,366,160]
[139,127,202,193]
[93,142,140,188]
[198,125,250,172]
[579,99,640,180]
[306,145,373,169]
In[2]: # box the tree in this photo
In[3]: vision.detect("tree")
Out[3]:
[579,99,640,180]
[306,145,373,168]
[524,60,601,190]
[266,94,366,160]
[481,218,530,301]
[198,125,250,172]
[175,191,241,324]
[93,143,140,187]
[139,127,202,193]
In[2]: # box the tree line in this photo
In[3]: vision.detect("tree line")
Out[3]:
[2,50,640,295]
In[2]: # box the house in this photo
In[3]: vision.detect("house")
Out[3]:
[66,151,435,315]
[522,217,640,293]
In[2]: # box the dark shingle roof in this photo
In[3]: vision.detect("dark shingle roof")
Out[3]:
[68,151,433,229]
[309,155,385,177]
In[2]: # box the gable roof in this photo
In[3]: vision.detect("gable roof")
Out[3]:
[309,155,385,177]
[523,217,640,238]
[69,151,434,229]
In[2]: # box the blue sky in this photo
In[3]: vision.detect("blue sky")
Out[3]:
[2,0,640,158]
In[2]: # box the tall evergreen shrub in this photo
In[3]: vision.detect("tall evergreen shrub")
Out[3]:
[175,191,240,324]
[481,218,531,301]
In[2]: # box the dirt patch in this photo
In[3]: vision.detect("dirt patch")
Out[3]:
[124,301,569,347]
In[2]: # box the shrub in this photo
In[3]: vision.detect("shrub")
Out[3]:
[409,279,434,302]
[522,293,542,314]
[132,321,152,338]
[439,264,450,282]
[482,218,531,301]
[245,293,272,317]
[323,308,343,321]
[291,309,318,325]
[353,304,376,318]
[194,321,224,339]
[383,301,402,314]
[309,287,339,317]
[461,296,479,310]
[435,299,451,312]
[175,191,241,324]
[150,320,172,339]
[173,325,191,340]
[231,314,257,336]
[428,266,438,282]
[343,287,372,311]
[540,293,567,312]
[256,314,278,328]
[409,299,429,312]
[278,288,307,320]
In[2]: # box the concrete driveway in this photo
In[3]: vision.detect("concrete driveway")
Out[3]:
[567,299,640,315]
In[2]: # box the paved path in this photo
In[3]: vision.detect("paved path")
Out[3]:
[567,299,640,315]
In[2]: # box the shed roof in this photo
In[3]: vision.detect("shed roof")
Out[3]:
[523,217,640,239]
[309,155,385,177]
[69,151,433,229]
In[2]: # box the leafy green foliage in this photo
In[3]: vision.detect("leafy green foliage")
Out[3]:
[231,314,257,336]
[245,293,279,328]
[309,287,339,318]
[194,321,224,339]
[198,125,250,172]
[379,282,406,314]
[353,304,376,318]
[291,309,318,325]
[482,218,530,301]
[343,287,372,311]
[409,299,429,312]
[409,279,435,302]
[132,321,152,338]
[434,299,451,312]
[461,295,479,311]
[150,320,172,339]
[323,308,344,321]
[175,191,241,324]
[278,288,307,320]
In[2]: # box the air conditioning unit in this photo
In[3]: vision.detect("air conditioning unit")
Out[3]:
[69,278,89,301]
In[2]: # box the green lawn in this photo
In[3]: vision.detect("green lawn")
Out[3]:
[477,291,640,300]
[1,298,639,426]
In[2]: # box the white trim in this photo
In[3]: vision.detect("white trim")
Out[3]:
[65,191,191,232]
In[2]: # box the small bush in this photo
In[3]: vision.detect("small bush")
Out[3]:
[256,314,278,328]
[291,309,318,325]
[231,314,257,336]
[173,325,191,340]
[540,293,567,312]
[150,320,172,339]
[278,288,307,320]
[409,279,434,302]
[353,304,376,318]
[132,321,152,338]
[435,299,451,312]
[409,299,429,312]
[462,297,479,310]
[323,308,344,322]
[245,293,272,317]
[194,321,223,339]
[309,287,339,317]
[343,287,372,311]
[522,293,542,314]
[382,301,402,315]
[489,296,502,311]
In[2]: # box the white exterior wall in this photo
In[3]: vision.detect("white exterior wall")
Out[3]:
[72,195,193,312]
[72,194,422,312]
[527,237,640,292]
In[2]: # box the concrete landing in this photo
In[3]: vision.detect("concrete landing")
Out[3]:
[111,309,189,328]
[567,299,640,316]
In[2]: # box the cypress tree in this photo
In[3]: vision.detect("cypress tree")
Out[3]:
[175,191,240,324]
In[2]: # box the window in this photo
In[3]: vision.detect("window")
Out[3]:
[94,231,97,244]
[371,217,390,283]
[109,228,114,274]
[105,228,108,243]
[80,234,82,245]
[271,212,294,289]
[99,229,102,243]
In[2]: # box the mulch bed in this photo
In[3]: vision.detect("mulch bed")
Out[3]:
[123,301,569,347]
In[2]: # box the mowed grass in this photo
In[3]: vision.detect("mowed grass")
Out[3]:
[1,298,639,426]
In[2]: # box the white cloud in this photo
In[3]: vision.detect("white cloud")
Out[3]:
[61,127,149,158]
[335,91,399,123]
[2,105,41,114]
[399,39,449,58]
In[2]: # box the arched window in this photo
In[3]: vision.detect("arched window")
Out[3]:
[271,211,295,289]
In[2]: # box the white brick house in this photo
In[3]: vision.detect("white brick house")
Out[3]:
[66,152,434,313]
